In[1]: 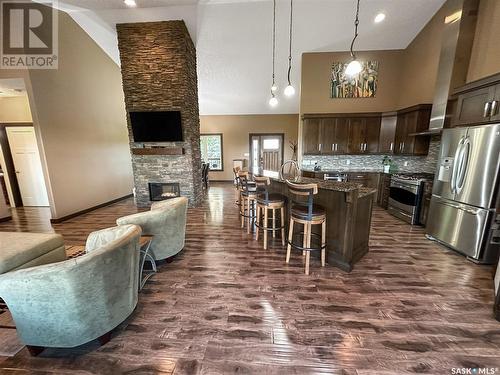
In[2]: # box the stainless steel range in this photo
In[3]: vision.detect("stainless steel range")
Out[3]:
[388,174,429,225]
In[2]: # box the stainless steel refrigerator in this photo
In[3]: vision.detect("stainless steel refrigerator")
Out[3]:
[426,123,500,263]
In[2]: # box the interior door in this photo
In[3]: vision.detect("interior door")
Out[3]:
[6,127,49,207]
[454,124,500,208]
[250,134,284,173]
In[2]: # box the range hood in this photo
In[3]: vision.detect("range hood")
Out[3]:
[415,0,479,136]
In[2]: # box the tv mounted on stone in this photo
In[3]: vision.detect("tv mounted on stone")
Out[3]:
[129,110,183,142]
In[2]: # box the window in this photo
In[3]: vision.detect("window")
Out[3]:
[200,134,223,171]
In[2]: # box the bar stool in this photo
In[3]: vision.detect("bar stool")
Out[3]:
[285,181,326,275]
[254,176,286,250]
[233,166,242,206]
[238,171,258,234]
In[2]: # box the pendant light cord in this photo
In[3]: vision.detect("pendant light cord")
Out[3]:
[271,0,276,95]
[350,0,360,60]
[287,0,293,85]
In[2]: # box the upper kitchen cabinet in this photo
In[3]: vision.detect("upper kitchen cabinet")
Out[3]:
[394,105,432,156]
[347,115,381,154]
[452,73,500,126]
[319,117,349,154]
[378,113,397,154]
[303,118,321,155]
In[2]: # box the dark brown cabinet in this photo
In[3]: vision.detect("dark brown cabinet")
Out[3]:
[320,118,350,154]
[302,108,429,156]
[303,118,321,155]
[452,73,500,126]
[348,172,380,189]
[378,113,397,153]
[394,105,432,156]
[347,117,381,154]
[377,173,391,209]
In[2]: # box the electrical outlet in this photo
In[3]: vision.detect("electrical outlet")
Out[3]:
[404,161,409,167]
[346,159,351,165]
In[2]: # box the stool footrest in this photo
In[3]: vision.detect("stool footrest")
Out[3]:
[287,232,326,252]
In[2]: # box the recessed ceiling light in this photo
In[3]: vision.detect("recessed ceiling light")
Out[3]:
[374,12,386,23]
[124,0,137,7]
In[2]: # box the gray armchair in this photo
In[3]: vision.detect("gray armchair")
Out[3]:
[0,224,142,351]
[116,197,188,261]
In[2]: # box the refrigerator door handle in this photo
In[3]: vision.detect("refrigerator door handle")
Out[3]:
[456,137,471,194]
[450,137,465,194]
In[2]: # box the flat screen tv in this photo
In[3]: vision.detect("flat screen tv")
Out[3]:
[129,111,183,142]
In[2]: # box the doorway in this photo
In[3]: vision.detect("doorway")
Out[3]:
[249,133,284,174]
[6,127,49,206]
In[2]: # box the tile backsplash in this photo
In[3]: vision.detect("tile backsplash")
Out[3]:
[302,136,440,174]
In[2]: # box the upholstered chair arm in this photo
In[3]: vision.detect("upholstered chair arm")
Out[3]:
[86,225,141,253]
[116,210,166,236]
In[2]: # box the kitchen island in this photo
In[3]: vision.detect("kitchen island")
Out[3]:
[257,170,377,272]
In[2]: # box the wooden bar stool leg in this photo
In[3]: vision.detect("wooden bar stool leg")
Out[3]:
[305,223,312,275]
[286,218,294,263]
[321,219,326,267]
[247,197,251,234]
[302,222,308,256]
[263,207,268,250]
[240,198,245,228]
[256,205,260,241]
[272,208,276,238]
[280,206,285,246]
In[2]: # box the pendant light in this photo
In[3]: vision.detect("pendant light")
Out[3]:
[284,0,295,97]
[269,0,279,107]
[345,0,362,76]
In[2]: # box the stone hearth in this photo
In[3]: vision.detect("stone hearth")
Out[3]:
[116,20,202,207]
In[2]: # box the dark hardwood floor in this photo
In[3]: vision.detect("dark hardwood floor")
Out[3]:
[0,182,499,374]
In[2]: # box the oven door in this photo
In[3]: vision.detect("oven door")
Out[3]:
[388,181,419,223]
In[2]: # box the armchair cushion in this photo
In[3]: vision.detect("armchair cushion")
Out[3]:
[0,232,65,274]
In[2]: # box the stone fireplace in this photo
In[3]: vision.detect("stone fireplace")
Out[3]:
[116,20,203,207]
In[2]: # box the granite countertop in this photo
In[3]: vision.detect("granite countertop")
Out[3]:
[257,170,377,196]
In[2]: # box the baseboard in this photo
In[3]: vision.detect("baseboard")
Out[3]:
[50,194,133,223]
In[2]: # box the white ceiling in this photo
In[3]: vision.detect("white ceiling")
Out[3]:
[0,79,27,98]
[56,0,446,115]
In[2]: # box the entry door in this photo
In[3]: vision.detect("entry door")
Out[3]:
[250,134,284,174]
[6,127,49,206]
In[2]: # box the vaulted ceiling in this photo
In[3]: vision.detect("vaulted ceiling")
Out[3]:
[54,0,446,115]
